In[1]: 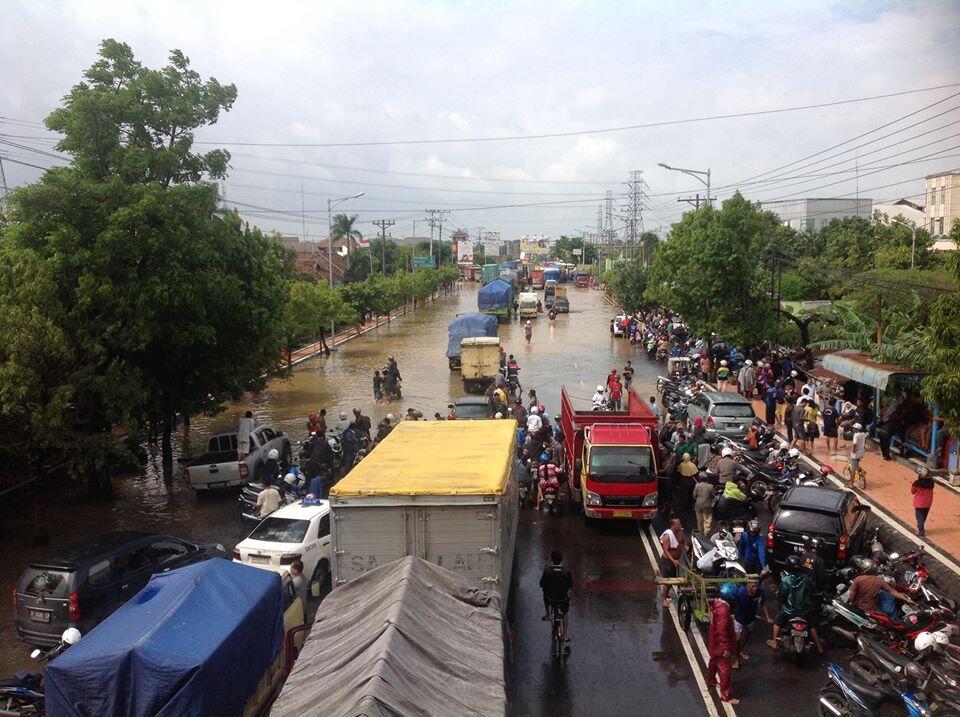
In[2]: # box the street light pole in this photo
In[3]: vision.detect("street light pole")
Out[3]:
[326,192,365,347]
[892,216,928,269]
[658,162,712,207]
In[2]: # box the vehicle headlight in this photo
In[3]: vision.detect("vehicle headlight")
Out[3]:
[585,490,602,507]
[643,492,658,507]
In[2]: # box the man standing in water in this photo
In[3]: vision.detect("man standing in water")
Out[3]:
[238,410,255,459]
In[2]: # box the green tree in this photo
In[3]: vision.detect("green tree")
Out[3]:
[646,193,777,348]
[603,262,650,313]
[280,280,356,364]
[331,213,363,258]
[0,40,285,490]
[555,235,597,264]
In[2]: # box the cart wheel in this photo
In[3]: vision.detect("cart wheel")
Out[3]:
[678,595,693,632]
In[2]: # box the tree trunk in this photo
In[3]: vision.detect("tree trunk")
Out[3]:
[318,327,330,355]
[161,414,174,481]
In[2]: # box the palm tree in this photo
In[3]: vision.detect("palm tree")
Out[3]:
[331,213,363,258]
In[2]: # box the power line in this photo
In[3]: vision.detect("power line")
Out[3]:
[174,83,960,148]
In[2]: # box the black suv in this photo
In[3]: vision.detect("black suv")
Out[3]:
[14,531,225,646]
[768,486,871,574]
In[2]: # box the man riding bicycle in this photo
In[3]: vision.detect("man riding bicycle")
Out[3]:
[540,550,574,642]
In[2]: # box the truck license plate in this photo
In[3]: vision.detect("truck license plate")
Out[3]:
[208,481,225,489]
[29,609,51,623]
[250,555,270,565]
[613,510,633,518]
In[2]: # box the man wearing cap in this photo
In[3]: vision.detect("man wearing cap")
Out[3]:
[850,422,867,476]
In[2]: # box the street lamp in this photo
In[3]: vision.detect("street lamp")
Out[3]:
[658,162,712,208]
[324,192,364,349]
[327,192,365,286]
[891,216,931,269]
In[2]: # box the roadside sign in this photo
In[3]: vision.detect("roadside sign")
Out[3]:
[572,248,583,256]
[412,256,436,269]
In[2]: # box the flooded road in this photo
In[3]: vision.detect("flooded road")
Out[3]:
[1,284,692,700]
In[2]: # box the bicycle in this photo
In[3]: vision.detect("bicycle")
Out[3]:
[548,602,570,659]
[841,460,867,489]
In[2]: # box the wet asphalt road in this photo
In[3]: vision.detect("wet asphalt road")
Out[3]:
[0,283,848,716]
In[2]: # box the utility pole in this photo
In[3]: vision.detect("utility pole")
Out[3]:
[604,190,615,248]
[425,209,449,265]
[0,154,8,226]
[373,219,395,275]
[678,193,702,209]
[876,294,884,350]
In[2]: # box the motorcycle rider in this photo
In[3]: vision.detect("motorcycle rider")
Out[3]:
[737,520,766,574]
[506,354,522,391]
[375,414,394,443]
[262,447,283,482]
[352,408,372,445]
[526,406,544,435]
[848,558,915,615]
[799,535,827,588]
[767,555,823,654]
[592,385,607,410]
[540,550,574,642]
[537,452,561,510]
[340,423,358,475]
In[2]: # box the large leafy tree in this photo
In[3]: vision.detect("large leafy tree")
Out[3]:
[646,193,777,348]
[0,40,287,491]
[603,262,650,313]
[922,219,960,432]
[280,281,356,364]
[554,235,598,264]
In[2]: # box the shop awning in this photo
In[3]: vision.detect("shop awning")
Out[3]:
[821,350,925,392]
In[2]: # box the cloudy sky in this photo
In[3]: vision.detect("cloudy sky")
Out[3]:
[2,0,959,241]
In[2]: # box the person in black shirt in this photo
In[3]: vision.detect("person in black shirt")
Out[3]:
[540,550,574,642]
[800,536,827,589]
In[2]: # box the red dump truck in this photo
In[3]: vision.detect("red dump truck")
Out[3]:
[560,386,660,521]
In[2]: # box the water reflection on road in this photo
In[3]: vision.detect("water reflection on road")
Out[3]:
[0,283,673,688]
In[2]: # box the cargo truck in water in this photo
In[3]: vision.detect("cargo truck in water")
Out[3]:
[560,386,661,521]
[329,421,518,607]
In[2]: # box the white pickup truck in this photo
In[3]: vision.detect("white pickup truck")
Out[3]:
[184,425,291,491]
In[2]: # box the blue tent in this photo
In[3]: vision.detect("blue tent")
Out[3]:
[44,558,284,717]
[446,312,499,358]
[477,278,512,311]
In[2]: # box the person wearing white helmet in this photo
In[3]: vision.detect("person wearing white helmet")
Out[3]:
[738,359,756,398]
[526,406,543,434]
[716,359,732,392]
[717,447,750,491]
[592,384,607,409]
[375,414,395,443]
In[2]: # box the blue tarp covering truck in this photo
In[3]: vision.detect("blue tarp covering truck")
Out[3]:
[447,312,499,370]
[477,277,513,322]
[44,559,289,717]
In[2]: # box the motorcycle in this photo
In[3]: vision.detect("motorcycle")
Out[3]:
[817,662,934,717]
[774,614,818,667]
[541,477,561,516]
[2,629,82,715]
[689,528,748,579]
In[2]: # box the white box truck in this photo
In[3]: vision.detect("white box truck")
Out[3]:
[329,421,518,607]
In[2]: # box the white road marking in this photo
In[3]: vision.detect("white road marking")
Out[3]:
[638,524,727,717]
[642,522,739,717]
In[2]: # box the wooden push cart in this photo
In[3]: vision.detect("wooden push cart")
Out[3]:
[657,565,760,632]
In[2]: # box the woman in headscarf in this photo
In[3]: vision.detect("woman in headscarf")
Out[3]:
[677,452,699,513]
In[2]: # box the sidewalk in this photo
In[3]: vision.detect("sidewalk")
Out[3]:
[746,396,960,563]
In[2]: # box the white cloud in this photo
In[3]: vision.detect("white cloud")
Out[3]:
[1,0,957,238]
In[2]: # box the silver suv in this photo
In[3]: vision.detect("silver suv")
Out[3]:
[686,391,756,437]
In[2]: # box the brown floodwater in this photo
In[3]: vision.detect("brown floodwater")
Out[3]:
[0,283,662,672]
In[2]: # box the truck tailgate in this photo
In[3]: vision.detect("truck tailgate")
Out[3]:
[334,507,409,586]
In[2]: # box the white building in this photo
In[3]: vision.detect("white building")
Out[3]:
[760,197,873,232]
[872,197,925,227]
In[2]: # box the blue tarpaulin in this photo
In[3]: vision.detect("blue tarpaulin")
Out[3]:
[44,558,284,717]
[447,312,499,358]
[477,278,512,311]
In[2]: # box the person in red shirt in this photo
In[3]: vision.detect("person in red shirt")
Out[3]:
[707,583,740,705]
[609,377,624,411]
[911,467,935,537]
[606,368,619,390]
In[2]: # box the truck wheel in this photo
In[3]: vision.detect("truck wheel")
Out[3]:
[312,560,332,600]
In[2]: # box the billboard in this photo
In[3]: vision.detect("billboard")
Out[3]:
[412,256,436,269]
[519,234,550,255]
[456,241,474,263]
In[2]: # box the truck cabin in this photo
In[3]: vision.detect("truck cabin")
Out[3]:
[579,424,658,485]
